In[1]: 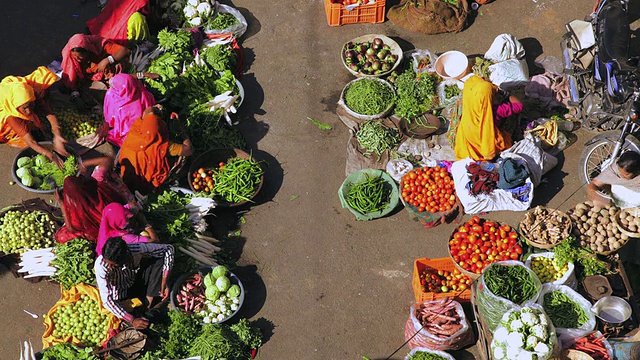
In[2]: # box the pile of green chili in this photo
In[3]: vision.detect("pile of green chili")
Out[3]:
[543,290,589,328]
[344,79,395,116]
[345,174,390,214]
[484,264,537,305]
[213,157,263,204]
[356,121,401,158]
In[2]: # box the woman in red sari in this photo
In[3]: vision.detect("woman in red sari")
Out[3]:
[86,0,151,45]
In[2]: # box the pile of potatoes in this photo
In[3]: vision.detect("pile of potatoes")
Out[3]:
[617,208,640,235]
[568,201,628,254]
[520,206,571,246]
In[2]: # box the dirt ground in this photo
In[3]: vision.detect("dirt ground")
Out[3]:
[0,0,599,359]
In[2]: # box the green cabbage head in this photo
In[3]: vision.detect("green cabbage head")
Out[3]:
[211,265,228,279]
[205,286,220,301]
[204,273,216,288]
[16,167,31,179]
[17,157,32,168]
[227,284,241,298]
[216,276,231,292]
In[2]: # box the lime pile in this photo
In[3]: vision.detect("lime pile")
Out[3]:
[50,295,111,346]
[0,210,56,254]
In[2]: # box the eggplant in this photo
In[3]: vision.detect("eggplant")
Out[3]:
[357,53,365,62]
[373,38,383,46]
[349,63,360,72]
[366,47,376,56]
[372,43,381,51]
[377,50,388,60]
[381,63,391,72]
[383,44,391,51]
[345,50,356,59]
[347,42,355,49]
[364,61,372,69]
[391,54,399,62]
[374,70,383,75]
[358,44,368,54]
[372,60,381,71]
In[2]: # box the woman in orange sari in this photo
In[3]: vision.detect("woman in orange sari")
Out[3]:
[119,106,193,194]
[0,66,69,166]
[454,75,523,161]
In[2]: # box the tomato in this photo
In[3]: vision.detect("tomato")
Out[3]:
[510,252,519,260]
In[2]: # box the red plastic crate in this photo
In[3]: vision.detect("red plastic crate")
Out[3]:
[412,257,472,303]
[324,0,386,26]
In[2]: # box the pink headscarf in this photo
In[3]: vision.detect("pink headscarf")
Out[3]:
[96,202,131,255]
[61,34,108,89]
[103,73,156,147]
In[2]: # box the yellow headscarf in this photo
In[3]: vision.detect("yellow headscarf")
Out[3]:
[0,66,58,127]
[454,75,512,161]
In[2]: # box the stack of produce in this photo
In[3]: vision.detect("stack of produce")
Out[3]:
[49,294,111,346]
[615,207,640,235]
[413,299,464,339]
[541,289,590,329]
[345,174,392,215]
[355,120,401,159]
[146,29,194,96]
[182,0,215,27]
[15,154,77,190]
[401,167,456,214]
[39,343,99,360]
[207,11,240,31]
[419,267,471,293]
[178,235,221,267]
[448,217,522,275]
[552,236,608,277]
[198,265,242,324]
[520,206,571,247]
[393,67,439,119]
[565,332,612,360]
[0,210,57,254]
[209,157,263,204]
[50,238,96,289]
[54,108,104,141]
[18,247,56,279]
[491,306,556,360]
[343,78,395,116]
[528,255,569,283]
[568,201,627,253]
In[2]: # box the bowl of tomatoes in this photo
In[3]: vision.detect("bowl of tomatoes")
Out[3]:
[448,216,523,280]
[400,166,457,214]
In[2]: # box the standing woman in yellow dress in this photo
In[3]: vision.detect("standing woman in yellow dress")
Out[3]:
[0,66,69,167]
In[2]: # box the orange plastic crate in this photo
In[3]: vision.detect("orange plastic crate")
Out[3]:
[412,257,472,303]
[324,0,386,26]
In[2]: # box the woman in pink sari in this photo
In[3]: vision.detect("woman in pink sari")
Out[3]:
[96,202,157,255]
[103,73,156,147]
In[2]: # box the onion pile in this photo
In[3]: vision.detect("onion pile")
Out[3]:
[343,38,398,75]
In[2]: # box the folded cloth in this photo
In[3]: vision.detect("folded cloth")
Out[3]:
[497,158,529,189]
[466,162,499,196]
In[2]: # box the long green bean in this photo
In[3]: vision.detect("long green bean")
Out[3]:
[344,79,395,116]
[345,175,390,214]
[213,157,263,204]
[484,264,536,305]
[356,120,401,159]
[543,290,589,328]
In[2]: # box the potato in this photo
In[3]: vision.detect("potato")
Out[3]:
[621,233,629,240]
[597,245,605,253]
[596,234,605,242]
[600,209,609,217]
[586,229,595,237]
[593,206,602,213]
[630,224,638,232]
[607,230,614,237]
[597,224,604,232]
[609,207,617,216]
[612,241,622,249]
[602,217,610,225]
[585,200,594,207]
[608,237,617,244]
[581,215,588,222]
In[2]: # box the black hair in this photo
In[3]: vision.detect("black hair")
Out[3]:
[102,237,129,265]
[70,47,89,54]
[617,151,640,177]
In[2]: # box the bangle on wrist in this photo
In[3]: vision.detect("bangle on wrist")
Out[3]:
[137,72,145,80]
[107,55,115,64]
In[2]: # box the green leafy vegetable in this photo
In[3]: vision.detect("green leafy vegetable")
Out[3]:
[16,154,78,190]
[543,290,589,328]
[552,236,609,276]
[407,351,450,360]
[155,310,200,359]
[201,44,237,73]
[307,117,332,130]
[444,84,461,99]
[393,67,439,120]
[344,79,395,116]
[208,12,239,30]
[189,324,246,360]
[41,343,99,360]
[144,190,194,244]
[230,318,263,350]
[157,29,194,57]
[51,238,96,289]
[356,120,401,159]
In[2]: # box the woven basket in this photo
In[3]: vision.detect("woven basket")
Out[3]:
[613,207,640,238]
[519,206,572,249]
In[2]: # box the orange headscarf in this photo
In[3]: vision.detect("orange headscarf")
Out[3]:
[454,75,512,161]
[119,112,170,194]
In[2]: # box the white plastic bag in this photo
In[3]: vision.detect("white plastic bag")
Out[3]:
[537,284,596,344]
[411,49,438,74]
[524,252,577,290]
[404,347,455,360]
[485,33,526,61]
[386,159,413,183]
[205,3,248,38]
[476,260,542,332]
[406,299,474,351]
[488,59,529,86]
[437,79,463,107]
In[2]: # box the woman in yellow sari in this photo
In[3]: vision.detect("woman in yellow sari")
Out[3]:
[0,66,69,167]
[454,75,523,161]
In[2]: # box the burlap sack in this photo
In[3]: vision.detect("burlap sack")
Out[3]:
[388,0,469,35]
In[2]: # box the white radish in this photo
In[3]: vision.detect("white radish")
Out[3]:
[195,233,219,243]
[29,340,35,360]
[178,247,216,266]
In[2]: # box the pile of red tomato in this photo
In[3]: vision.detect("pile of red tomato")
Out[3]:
[191,168,215,193]
[419,268,471,293]
[400,166,456,213]
[449,216,522,275]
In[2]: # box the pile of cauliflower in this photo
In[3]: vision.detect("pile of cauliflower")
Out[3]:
[183,0,215,27]
[490,306,556,360]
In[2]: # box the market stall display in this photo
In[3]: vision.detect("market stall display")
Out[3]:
[405,298,474,351]
[412,257,472,302]
[0,209,58,254]
[339,77,396,119]
[564,331,614,360]
[404,347,456,360]
[12,143,79,193]
[50,238,96,289]
[448,217,522,279]
[490,305,558,360]
[519,206,572,249]
[537,284,597,343]
[341,34,402,77]
[392,65,440,121]
[613,207,640,238]
[568,202,628,255]
[338,168,399,220]
[524,252,577,289]
[355,120,401,160]
[188,148,264,206]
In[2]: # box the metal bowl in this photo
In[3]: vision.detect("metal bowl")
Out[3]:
[590,295,632,326]
[11,142,80,194]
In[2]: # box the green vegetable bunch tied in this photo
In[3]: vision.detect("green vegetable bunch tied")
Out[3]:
[208,12,239,30]
[552,236,609,277]
[144,190,195,244]
[51,238,96,289]
[40,343,99,360]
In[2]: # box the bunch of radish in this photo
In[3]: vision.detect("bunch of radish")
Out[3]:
[18,247,56,279]
[175,273,206,315]
[178,233,221,267]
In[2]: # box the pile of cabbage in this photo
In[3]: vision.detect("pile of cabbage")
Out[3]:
[15,155,78,190]
[491,306,557,360]
[197,265,242,324]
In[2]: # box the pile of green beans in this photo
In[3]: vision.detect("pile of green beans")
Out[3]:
[484,264,537,305]
[344,79,395,116]
[213,157,263,204]
[356,121,401,158]
[543,290,589,328]
[345,175,390,214]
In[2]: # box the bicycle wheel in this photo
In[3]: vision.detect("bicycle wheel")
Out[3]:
[578,132,640,184]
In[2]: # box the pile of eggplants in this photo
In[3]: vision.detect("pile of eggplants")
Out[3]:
[344,38,399,75]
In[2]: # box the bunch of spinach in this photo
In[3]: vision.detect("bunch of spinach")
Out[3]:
[157,29,193,58]
[202,44,237,73]
[185,109,247,153]
[394,67,439,120]
[144,190,194,244]
[41,343,99,360]
[51,238,96,289]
